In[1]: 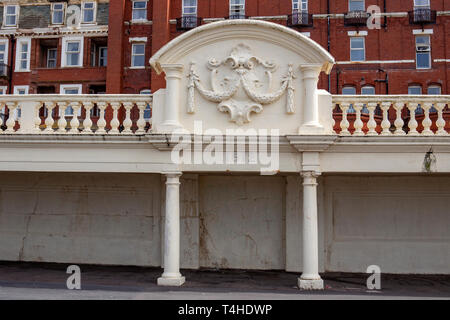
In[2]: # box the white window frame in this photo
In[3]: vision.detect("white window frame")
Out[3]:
[349,0,365,12]
[427,85,441,95]
[361,85,375,95]
[3,5,19,28]
[132,1,148,21]
[98,46,107,67]
[350,37,365,62]
[414,0,430,9]
[81,1,97,24]
[229,0,245,16]
[0,86,7,94]
[51,3,66,25]
[47,48,57,68]
[0,39,9,74]
[408,85,422,95]
[14,85,28,95]
[182,0,198,16]
[59,84,82,117]
[293,0,308,12]
[131,43,146,68]
[415,35,431,69]
[13,86,29,120]
[15,37,31,72]
[61,36,84,67]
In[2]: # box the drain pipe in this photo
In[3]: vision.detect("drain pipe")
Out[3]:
[327,0,331,92]
[8,35,15,94]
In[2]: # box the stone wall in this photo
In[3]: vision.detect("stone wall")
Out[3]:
[1,172,449,274]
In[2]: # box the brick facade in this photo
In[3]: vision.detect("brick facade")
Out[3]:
[0,0,449,96]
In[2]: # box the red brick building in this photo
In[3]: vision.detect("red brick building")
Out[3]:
[0,0,449,96]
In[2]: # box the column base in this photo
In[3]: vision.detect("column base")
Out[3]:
[157,122,184,134]
[157,276,186,287]
[298,123,324,135]
[298,278,324,290]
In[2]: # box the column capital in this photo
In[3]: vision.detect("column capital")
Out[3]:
[301,170,321,182]
[299,64,322,79]
[164,171,182,185]
[161,64,184,79]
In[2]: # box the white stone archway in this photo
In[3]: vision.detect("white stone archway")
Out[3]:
[150,20,335,290]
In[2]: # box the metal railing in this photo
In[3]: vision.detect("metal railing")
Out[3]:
[176,16,202,31]
[287,12,313,28]
[408,8,437,25]
[344,10,370,27]
[226,14,248,20]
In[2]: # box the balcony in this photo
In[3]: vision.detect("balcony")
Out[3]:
[287,12,313,28]
[225,14,248,20]
[408,8,437,25]
[344,10,370,27]
[176,16,202,31]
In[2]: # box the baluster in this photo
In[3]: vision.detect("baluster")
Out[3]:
[136,102,147,134]
[366,103,378,136]
[96,102,107,134]
[353,103,364,136]
[393,102,406,136]
[32,102,43,134]
[407,102,419,136]
[122,102,133,134]
[421,102,433,136]
[44,102,56,134]
[0,102,4,133]
[109,102,120,134]
[57,102,68,133]
[5,102,18,133]
[380,102,392,136]
[339,102,350,136]
[82,101,94,134]
[68,102,81,134]
[435,103,448,136]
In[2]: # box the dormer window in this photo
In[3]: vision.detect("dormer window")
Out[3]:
[82,1,96,24]
[4,5,19,27]
[52,3,65,25]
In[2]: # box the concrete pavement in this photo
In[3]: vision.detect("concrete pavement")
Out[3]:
[0,262,449,300]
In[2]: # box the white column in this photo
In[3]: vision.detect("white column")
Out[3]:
[299,170,323,290]
[157,172,185,286]
[299,64,324,135]
[160,64,183,133]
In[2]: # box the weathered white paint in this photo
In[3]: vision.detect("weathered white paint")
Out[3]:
[323,175,450,274]
[0,172,162,266]
[198,176,285,270]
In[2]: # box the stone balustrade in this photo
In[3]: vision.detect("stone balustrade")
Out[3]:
[1,94,450,137]
[333,95,450,136]
[0,95,152,135]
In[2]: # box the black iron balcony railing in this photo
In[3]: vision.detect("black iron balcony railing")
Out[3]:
[408,8,437,25]
[176,16,202,31]
[226,14,248,20]
[344,10,370,27]
[287,12,313,28]
[0,63,9,79]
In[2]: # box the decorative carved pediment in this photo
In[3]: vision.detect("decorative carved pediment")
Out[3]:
[187,44,296,125]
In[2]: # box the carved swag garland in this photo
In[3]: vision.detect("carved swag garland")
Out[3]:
[187,44,296,125]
